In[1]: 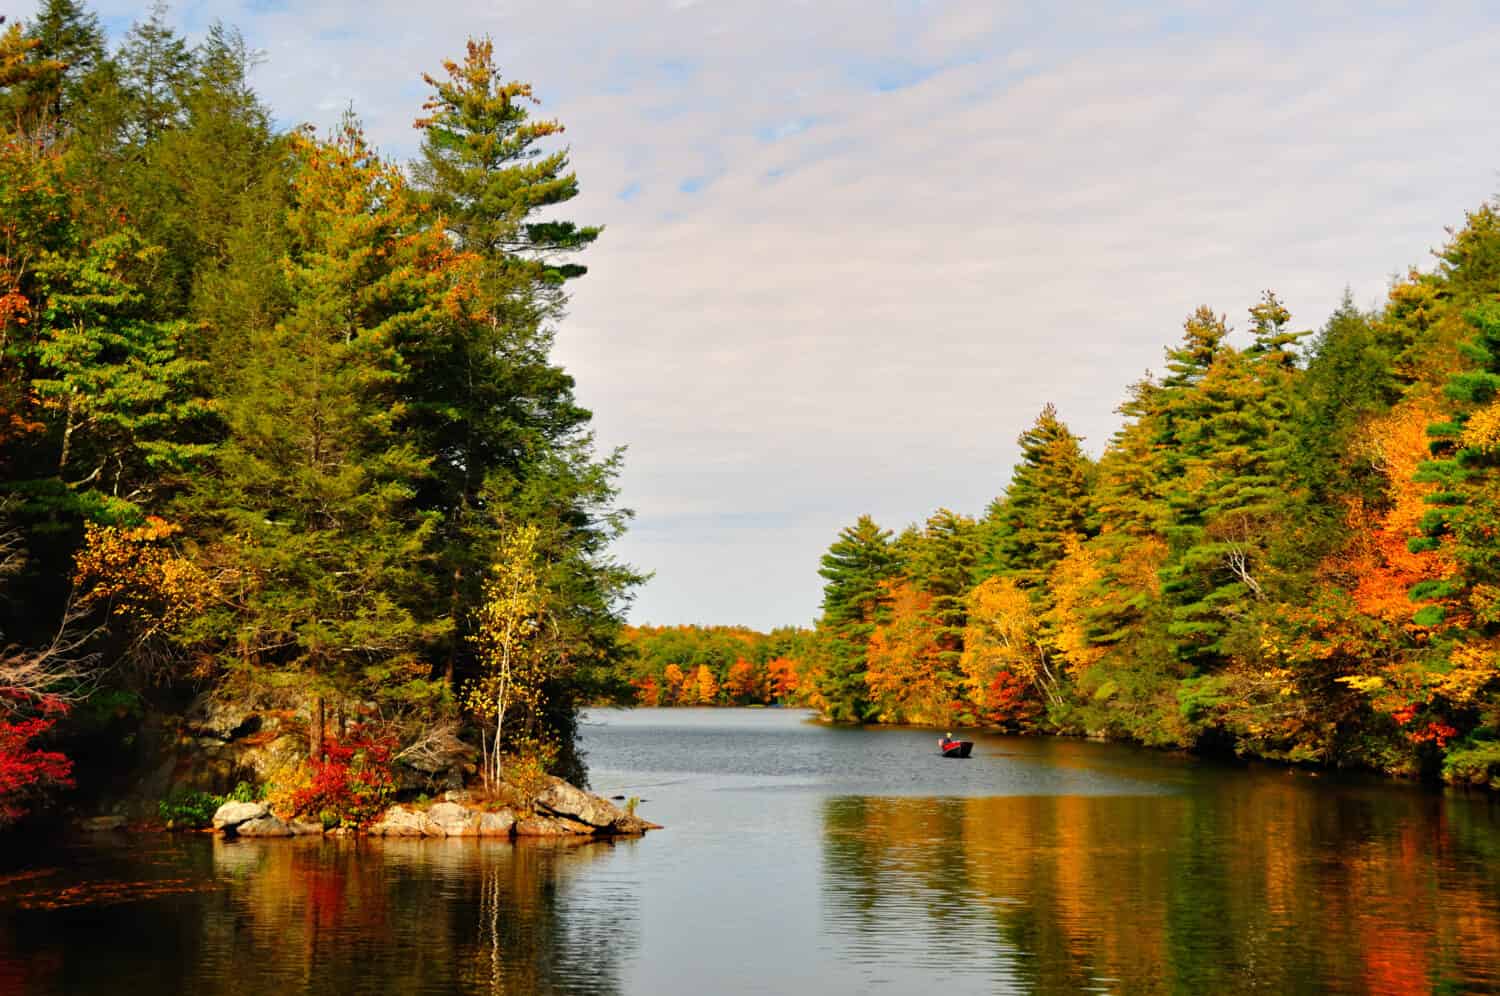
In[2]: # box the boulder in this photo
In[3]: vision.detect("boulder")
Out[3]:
[236,814,293,837]
[289,820,325,836]
[609,813,660,835]
[212,801,269,832]
[185,693,262,741]
[478,810,515,837]
[427,802,479,837]
[392,730,476,794]
[370,805,434,837]
[534,779,625,829]
[514,815,574,837]
[80,815,127,832]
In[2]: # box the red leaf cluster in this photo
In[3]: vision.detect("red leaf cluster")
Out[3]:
[286,730,396,828]
[0,706,74,826]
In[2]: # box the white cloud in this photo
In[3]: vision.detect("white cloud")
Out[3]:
[13,1,1500,627]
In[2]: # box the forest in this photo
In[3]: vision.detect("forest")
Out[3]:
[624,206,1500,789]
[0,1,639,827]
[795,205,1500,788]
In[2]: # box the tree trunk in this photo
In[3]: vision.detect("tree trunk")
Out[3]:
[493,672,507,786]
[445,566,461,688]
[310,695,325,761]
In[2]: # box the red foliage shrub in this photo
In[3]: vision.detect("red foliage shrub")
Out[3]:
[1408,722,1459,748]
[981,671,1043,730]
[287,730,396,829]
[0,698,74,827]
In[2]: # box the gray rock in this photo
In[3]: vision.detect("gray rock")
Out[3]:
[80,815,127,832]
[212,801,269,831]
[236,814,293,837]
[534,779,625,829]
[514,815,577,837]
[478,810,515,837]
[442,789,473,804]
[427,802,479,837]
[370,805,434,837]
[289,820,325,836]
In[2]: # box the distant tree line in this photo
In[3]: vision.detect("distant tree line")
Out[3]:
[620,625,813,706]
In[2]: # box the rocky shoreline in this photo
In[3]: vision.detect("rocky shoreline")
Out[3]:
[206,778,659,840]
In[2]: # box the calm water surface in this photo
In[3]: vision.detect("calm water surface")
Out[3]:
[4,708,1500,994]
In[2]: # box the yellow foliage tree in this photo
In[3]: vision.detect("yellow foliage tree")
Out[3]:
[694,664,719,704]
[1042,534,1106,678]
[72,518,212,668]
[960,576,1063,712]
[468,523,546,787]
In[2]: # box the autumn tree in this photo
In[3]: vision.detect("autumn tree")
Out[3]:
[960,576,1060,723]
[469,523,545,786]
[864,581,948,724]
[694,664,719,705]
[724,657,760,703]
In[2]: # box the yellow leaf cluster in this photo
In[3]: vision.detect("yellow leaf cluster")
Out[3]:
[1429,642,1499,708]
[72,520,212,638]
[1043,534,1106,677]
[1461,399,1500,452]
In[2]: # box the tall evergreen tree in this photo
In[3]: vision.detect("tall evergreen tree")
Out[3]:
[406,39,636,779]
[176,121,453,752]
[18,0,104,125]
[1159,294,1307,667]
[116,1,189,145]
[979,403,1094,587]
[904,509,979,678]
[815,514,897,722]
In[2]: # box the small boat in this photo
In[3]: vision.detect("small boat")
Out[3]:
[939,737,973,759]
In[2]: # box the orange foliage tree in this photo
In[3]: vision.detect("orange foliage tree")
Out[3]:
[632,676,661,707]
[1042,534,1107,678]
[723,658,759,703]
[1341,397,1457,627]
[766,657,800,701]
[662,663,687,704]
[864,581,949,723]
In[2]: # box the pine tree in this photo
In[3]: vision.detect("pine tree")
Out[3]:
[1412,301,1500,626]
[19,0,104,125]
[401,40,638,779]
[116,2,190,145]
[979,403,1093,586]
[904,509,978,679]
[815,514,897,722]
[176,121,453,752]
[1159,294,1308,666]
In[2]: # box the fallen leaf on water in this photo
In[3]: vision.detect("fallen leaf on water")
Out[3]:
[9,877,219,911]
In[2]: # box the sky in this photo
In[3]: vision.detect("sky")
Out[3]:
[17,0,1500,630]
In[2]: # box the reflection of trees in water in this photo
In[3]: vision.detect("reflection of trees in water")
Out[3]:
[821,783,1500,994]
[203,836,639,995]
[3,835,640,994]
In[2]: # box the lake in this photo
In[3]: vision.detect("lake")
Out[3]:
[3,707,1500,994]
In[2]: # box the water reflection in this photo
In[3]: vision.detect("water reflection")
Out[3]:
[0,835,640,996]
[821,786,1500,995]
